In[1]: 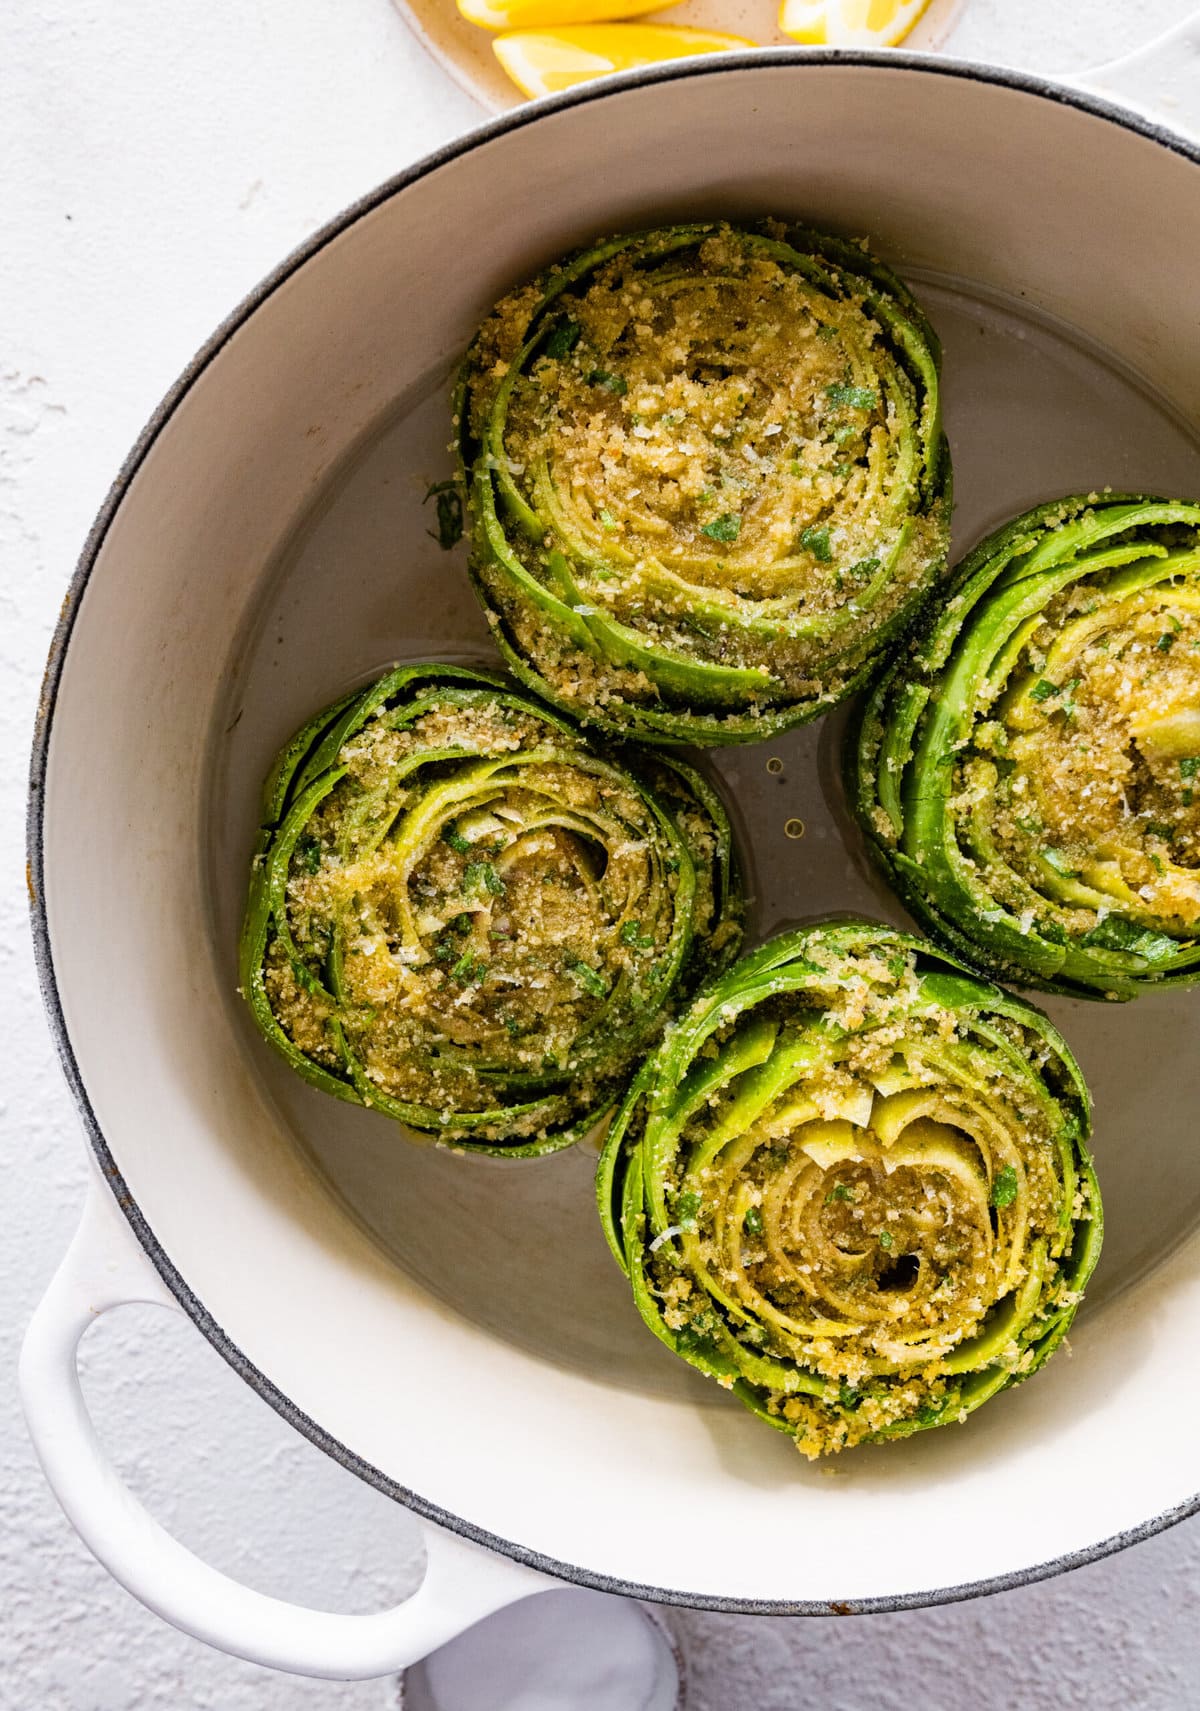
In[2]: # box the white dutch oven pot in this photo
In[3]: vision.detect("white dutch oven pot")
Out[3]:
[22,17,1200,1682]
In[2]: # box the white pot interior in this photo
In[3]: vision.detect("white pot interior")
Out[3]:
[41,59,1200,1607]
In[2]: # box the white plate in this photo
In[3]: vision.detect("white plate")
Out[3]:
[394,0,964,112]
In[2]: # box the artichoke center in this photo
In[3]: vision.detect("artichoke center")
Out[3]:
[745,1111,995,1341]
[665,1074,1040,1388]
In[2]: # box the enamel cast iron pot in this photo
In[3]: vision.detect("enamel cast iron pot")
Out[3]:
[22,18,1200,1683]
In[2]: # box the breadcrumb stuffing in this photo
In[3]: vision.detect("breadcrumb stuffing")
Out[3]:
[464,225,948,726]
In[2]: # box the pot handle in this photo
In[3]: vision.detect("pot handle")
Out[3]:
[1068,11,1200,136]
[19,1181,555,1680]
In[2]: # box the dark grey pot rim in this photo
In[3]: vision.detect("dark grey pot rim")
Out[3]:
[27,45,1200,1619]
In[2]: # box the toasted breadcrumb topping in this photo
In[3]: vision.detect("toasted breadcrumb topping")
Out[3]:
[466,228,946,721]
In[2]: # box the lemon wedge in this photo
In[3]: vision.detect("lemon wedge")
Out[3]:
[779,0,933,47]
[459,0,677,28]
[493,23,753,98]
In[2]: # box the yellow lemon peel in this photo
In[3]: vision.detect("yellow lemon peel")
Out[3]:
[779,0,933,47]
[493,23,753,99]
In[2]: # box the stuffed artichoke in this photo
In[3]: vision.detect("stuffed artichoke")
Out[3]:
[598,923,1101,1457]
[458,221,950,745]
[241,663,742,1155]
[851,495,1200,998]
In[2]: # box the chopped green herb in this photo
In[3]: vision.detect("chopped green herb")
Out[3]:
[1169,612,1183,632]
[825,382,877,410]
[1156,632,1176,652]
[451,952,487,985]
[848,556,880,581]
[423,480,463,551]
[816,324,840,342]
[838,1383,861,1409]
[1181,757,1200,780]
[676,1311,719,1355]
[991,1164,1019,1209]
[1029,679,1058,703]
[442,825,470,855]
[464,861,505,898]
[877,1229,894,1251]
[832,422,858,446]
[825,1182,853,1205]
[544,319,581,359]
[743,1206,764,1237]
[799,525,833,561]
[701,512,741,544]
[587,369,627,396]
[502,1015,520,1039]
[676,1190,702,1231]
[564,956,607,998]
[599,508,617,531]
[297,837,322,874]
[1185,790,1194,808]
[619,919,655,950]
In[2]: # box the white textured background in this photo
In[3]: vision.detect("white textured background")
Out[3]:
[3,2,1199,1706]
